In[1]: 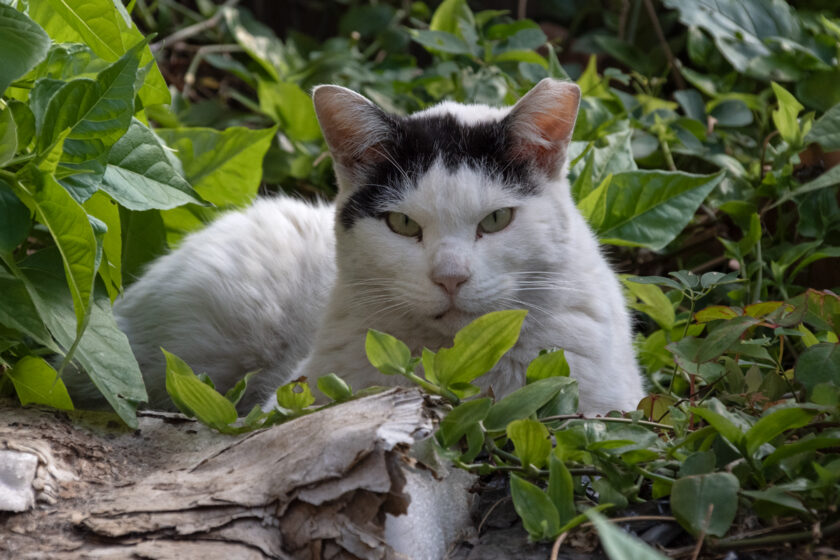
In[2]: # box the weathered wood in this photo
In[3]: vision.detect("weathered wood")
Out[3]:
[0,388,468,559]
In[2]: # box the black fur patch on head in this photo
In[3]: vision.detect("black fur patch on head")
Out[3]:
[338,113,537,229]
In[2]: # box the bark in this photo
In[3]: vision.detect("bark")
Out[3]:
[0,388,463,559]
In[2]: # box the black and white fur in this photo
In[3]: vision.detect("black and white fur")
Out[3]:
[114,79,645,415]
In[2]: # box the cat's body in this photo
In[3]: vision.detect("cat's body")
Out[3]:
[114,79,645,415]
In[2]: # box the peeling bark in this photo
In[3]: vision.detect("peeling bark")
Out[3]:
[0,388,459,559]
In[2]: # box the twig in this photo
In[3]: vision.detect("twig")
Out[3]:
[550,530,569,560]
[707,519,840,551]
[151,0,240,52]
[517,0,527,20]
[690,504,714,560]
[182,44,244,100]
[477,496,510,535]
[642,0,686,90]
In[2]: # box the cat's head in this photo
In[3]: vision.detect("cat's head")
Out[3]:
[313,79,582,336]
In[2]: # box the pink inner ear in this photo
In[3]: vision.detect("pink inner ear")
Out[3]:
[508,80,581,175]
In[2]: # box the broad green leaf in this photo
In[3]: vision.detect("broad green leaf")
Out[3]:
[7,355,73,411]
[525,349,570,383]
[101,119,205,210]
[622,275,675,330]
[741,487,809,514]
[8,100,35,150]
[18,250,146,427]
[13,161,97,334]
[804,101,840,150]
[257,80,321,142]
[222,6,285,81]
[27,43,107,82]
[0,5,50,95]
[695,305,740,323]
[164,348,237,429]
[0,267,55,350]
[437,397,492,448]
[30,0,169,106]
[435,309,527,387]
[678,450,716,477]
[587,510,669,560]
[366,329,412,375]
[763,431,840,467]
[794,343,840,397]
[694,316,758,362]
[409,29,473,55]
[771,82,804,145]
[317,373,352,402]
[710,99,753,127]
[275,381,316,412]
[670,472,740,537]
[120,207,167,284]
[510,474,560,541]
[508,418,551,469]
[626,275,683,292]
[82,192,122,299]
[0,104,17,166]
[577,170,724,251]
[548,454,576,526]
[690,406,745,449]
[430,0,473,35]
[484,376,575,431]
[744,406,817,457]
[0,180,31,254]
[568,127,637,200]
[155,126,276,207]
[38,42,143,173]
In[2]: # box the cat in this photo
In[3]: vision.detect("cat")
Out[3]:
[113,78,646,416]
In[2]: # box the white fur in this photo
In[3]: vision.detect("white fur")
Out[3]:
[113,88,645,415]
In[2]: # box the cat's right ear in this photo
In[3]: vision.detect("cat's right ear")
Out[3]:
[312,85,393,188]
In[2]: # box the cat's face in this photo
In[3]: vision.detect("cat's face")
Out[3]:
[313,80,581,337]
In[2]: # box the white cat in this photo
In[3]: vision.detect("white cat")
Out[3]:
[114,79,645,415]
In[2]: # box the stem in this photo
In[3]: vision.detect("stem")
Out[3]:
[540,414,676,432]
[403,371,459,403]
[708,520,840,551]
[151,0,240,52]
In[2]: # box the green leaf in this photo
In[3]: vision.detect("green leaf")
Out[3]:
[525,349,570,383]
[622,275,675,330]
[82,191,122,298]
[366,329,412,375]
[771,82,804,145]
[694,316,759,362]
[0,267,55,350]
[0,103,17,166]
[435,309,527,387]
[0,180,31,254]
[678,450,716,477]
[222,6,285,81]
[317,373,353,402]
[690,405,746,449]
[548,454,576,526]
[508,418,551,469]
[577,170,724,251]
[670,472,740,537]
[744,406,817,457]
[275,380,315,412]
[485,377,576,431]
[119,207,167,284]
[804,101,840,150]
[164,348,237,429]
[155,126,276,207]
[437,397,492,448]
[223,370,259,407]
[510,473,560,541]
[39,41,143,161]
[8,100,35,150]
[587,510,669,560]
[7,355,73,410]
[29,0,169,106]
[101,119,205,210]
[430,0,474,35]
[257,80,321,142]
[409,29,473,55]
[794,343,840,397]
[18,250,146,427]
[0,5,50,95]
[13,162,97,334]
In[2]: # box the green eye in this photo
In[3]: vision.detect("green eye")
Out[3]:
[386,212,422,238]
[478,208,514,234]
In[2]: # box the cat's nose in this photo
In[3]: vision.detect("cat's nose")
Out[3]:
[431,271,470,296]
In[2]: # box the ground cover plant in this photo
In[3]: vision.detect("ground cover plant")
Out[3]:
[1,0,839,556]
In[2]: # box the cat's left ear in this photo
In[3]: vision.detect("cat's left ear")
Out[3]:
[505,79,581,177]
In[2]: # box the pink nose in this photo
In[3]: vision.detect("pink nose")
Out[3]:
[431,272,470,296]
